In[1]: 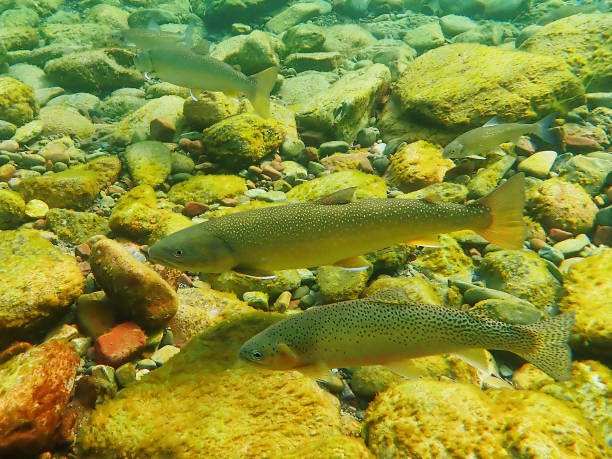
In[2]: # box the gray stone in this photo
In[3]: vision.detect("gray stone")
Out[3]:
[319,140,350,157]
[595,206,612,226]
[282,24,326,54]
[403,22,445,53]
[517,150,557,179]
[552,234,591,257]
[440,15,478,37]
[285,52,342,73]
[265,3,321,34]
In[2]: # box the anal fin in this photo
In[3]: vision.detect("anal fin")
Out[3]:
[452,348,499,376]
[297,361,334,382]
[333,256,370,271]
[233,267,277,279]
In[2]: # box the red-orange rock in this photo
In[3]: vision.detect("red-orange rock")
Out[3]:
[0,340,79,456]
[94,322,146,367]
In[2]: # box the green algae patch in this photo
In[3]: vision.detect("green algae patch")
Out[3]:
[167,174,247,205]
[45,208,109,244]
[115,95,184,137]
[363,379,609,457]
[0,189,25,230]
[124,141,172,188]
[363,275,443,305]
[394,43,584,129]
[201,113,286,170]
[14,156,121,210]
[559,249,612,357]
[0,76,38,126]
[286,169,387,201]
[0,229,84,346]
[147,209,194,245]
[411,234,474,283]
[109,185,160,241]
[317,258,371,302]
[208,269,301,299]
[75,312,372,458]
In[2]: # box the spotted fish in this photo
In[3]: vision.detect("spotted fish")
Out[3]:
[239,289,576,382]
[148,173,527,276]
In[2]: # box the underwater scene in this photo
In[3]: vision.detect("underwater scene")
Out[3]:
[0,0,611,457]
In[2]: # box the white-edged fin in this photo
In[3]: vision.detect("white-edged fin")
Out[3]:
[143,72,151,80]
[316,187,357,205]
[482,375,515,390]
[297,361,334,382]
[365,288,412,304]
[483,116,500,127]
[189,90,198,101]
[405,235,442,247]
[466,154,487,160]
[248,66,278,118]
[333,255,370,271]
[233,267,277,279]
[452,348,497,375]
[386,359,429,379]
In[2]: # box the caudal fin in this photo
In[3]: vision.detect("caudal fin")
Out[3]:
[533,112,557,144]
[475,173,526,249]
[514,312,576,381]
[249,67,278,118]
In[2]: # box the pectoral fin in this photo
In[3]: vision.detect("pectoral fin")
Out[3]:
[483,116,500,127]
[385,359,430,379]
[405,235,442,247]
[277,343,301,368]
[297,361,333,381]
[452,348,498,376]
[316,187,357,205]
[333,256,370,271]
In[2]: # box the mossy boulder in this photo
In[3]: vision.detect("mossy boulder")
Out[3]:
[0,229,84,346]
[393,43,584,130]
[90,237,178,328]
[295,64,391,143]
[363,379,609,457]
[0,76,38,126]
[14,156,121,211]
[203,0,285,25]
[183,92,241,130]
[40,23,116,48]
[286,170,387,201]
[115,96,184,138]
[44,48,144,93]
[0,189,25,229]
[411,234,474,283]
[201,114,286,170]
[0,25,39,51]
[124,141,172,188]
[282,24,326,54]
[167,174,247,205]
[363,275,444,305]
[519,13,612,92]
[148,209,194,245]
[38,105,94,138]
[384,140,454,192]
[478,249,561,309]
[208,269,301,299]
[45,208,109,244]
[108,185,160,241]
[559,249,612,357]
[526,177,598,233]
[75,313,371,457]
[467,155,517,199]
[317,257,371,302]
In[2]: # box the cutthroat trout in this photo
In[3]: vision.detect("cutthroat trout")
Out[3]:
[134,45,277,118]
[148,173,526,276]
[443,114,557,158]
[238,289,576,382]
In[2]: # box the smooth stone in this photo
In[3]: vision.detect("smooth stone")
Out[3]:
[242,291,269,310]
[552,234,590,257]
[256,190,287,203]
[595,206,612,226]
[150,345,180,364]
[517,150,557,179]
[318,140,350,157]
[24,199,48,218]
[538,245,565,265]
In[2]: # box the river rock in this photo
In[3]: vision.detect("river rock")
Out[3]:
[0,76,38,126]
[124,141,172,188]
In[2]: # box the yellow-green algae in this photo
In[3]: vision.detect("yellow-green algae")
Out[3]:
[207,199,284,218]
[167,174,247,205]
[124,141,172,188]
[317,256,371,302]
[286,170,387,201]
[559,248,612,357]
[384,140,454,192]
[397,182,468,203]
[14,156,121,211]
[38,105,94,138]
[76,313,372,458]
[45,208,109,244]
[410,234,474,283]
[0,229,84,345]
[208,269,302,299]
[0,189,25,230]
[115,95,184,137]
[147,209,194,245]
[363,275,443,305]
[394,43,584,129]
[0,76,38,126]
[363,379,609,458]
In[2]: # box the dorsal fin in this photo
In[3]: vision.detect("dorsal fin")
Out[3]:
[483,116,500,127]
[315,187,357,205]
[365,288,412,304]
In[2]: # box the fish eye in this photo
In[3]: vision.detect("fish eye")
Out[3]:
[174,249,183,258]
[251,350,263,361]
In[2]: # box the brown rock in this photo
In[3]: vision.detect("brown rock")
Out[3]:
[149,117,176,142]
[262,164,283,181]
[564,135,602,151]
[75,243,91,259]
[549,227,573,241]
[529,238,548,251]
[94,322,146,367]
[593,225,612,246]
[178,138,204,156]
[220,197,238,207]
[182,201,208,217]
[0,341,79,456]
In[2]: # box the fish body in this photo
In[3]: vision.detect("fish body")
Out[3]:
[134,46,277,117]
[238,289,576,382]
[538,1,605,25]
[148,173,526,273]
[122,28,187,50]
[443,114,556,158]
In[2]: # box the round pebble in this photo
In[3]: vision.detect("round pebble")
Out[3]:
[0,139,19,152]
[24,199,49,219]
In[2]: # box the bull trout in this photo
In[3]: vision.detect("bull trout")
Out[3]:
[148,173,526,276]
[238,289,576,382]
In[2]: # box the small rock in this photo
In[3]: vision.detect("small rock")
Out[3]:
[243,291,270,310]
[90,364,115,384]
[595,205,612,227]
[94,322,146,367]
[356,127,379,148]
[149,117,175,142]
[76,291,115,339]
[548,228,573,241]
[592,225,612,246]
[135,358,157,370]
[182,201,209,217]
[150,345,180,364]
[317,259,371,302]
[552,234,590,257]
[538,245,565,265]
[0,139,19,152]
[124,140,172,188]
[517,150,556,178]
[114,362,136,387]
[272,290,292,312]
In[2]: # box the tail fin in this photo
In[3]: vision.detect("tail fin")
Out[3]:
[514,312,576,381]
[475,173,526,249]
[248,67,278,118]
[533,112,557,144]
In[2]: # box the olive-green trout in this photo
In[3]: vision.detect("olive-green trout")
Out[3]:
[443,114,556,158]
[148,173,526,276]
[134,45,277,118]
[238,289,576,382]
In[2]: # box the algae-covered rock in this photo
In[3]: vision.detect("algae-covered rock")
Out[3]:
[384,140,454,192]
[403,22,445,52]
[323,24,377,56]
[167,174,247,205]
[363,275,443,305]
[14,156,121,210]
[115,95,184,138]
[411,234,474,283]
[363,379,609,458]
[471,298,545,325]
[286,170,387,201]
[317,257,371,302]
[147,209,194,245]
[204,0,285,25]
[201,114,285,170]
[0,189,25,229]
[467,155,517,199]
[559,248,612,357]
[265,2,321,34]
[295,64,391,143]
[0,26,39,51]
[394,43,584,129]
[168,283,256,346]
[124,141,172,187]
[0,229,84,345]
[38,105,94,138]
[208,269,301,299]
[285,51,343,73]
[90,237,178,328]
[183,91,240,129]
[75,313,372,458]
[210,30,284,75]
[519,13,612,92]
[558,154,612,195]
[363,244,414,275]
[478,249,561,309]
[526,177,598,233]
[44,48,144,93]
[282,23,326,54]
[45,208,109,244]
[356,39,416,79]
[108,185,160,241]
[397,182,468,203]
[0,76,38,126]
